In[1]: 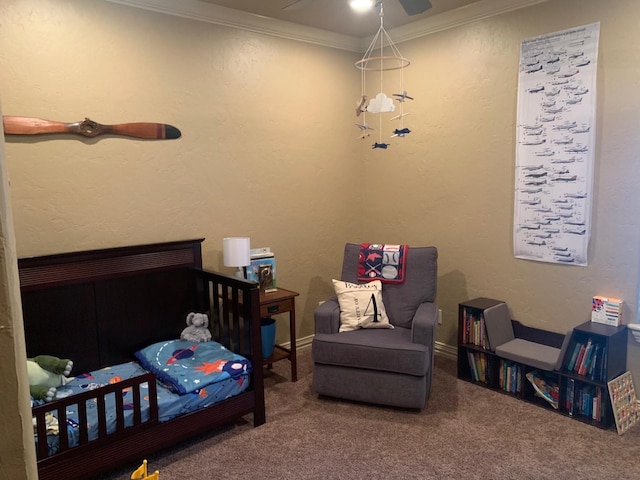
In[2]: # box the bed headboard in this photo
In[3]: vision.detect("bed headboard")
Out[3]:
[19,239,261,375]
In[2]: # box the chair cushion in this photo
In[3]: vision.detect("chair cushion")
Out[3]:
[340,243,437,329]
[312,327,429,377]
[496,338,561,371]
[332,279,393,332]
[483,302,515,352]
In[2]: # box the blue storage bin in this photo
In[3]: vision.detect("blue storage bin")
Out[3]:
[261,317,276,359]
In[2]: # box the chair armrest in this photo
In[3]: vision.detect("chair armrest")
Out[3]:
[314,297,341,334]
[411,302,438,349]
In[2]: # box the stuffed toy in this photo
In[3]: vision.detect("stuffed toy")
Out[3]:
[27,355,73,402]
[180,312,212,343]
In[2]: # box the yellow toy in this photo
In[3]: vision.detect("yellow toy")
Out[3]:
[131,459,159,480]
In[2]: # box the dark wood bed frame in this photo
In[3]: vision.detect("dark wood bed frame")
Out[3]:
[19,239,265,480]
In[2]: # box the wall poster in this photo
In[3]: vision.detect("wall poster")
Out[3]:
[513,23,600,266]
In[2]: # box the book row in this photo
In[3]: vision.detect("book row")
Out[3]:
[460,308,488,349]
[566,378,604,422]
[465,352,523,394]
[564,337,608,382]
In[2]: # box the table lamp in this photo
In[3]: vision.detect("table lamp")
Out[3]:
[223,237,251,279]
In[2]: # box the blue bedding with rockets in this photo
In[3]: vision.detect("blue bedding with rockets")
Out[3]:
[37,340,251,456]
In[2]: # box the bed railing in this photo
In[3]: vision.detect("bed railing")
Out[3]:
[32,372,158,461]
[193,269,265,425]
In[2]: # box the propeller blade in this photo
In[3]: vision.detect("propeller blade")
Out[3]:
[398,0,432,16]
[3,116,181,140]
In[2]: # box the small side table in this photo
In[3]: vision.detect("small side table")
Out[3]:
[260,287,299,382]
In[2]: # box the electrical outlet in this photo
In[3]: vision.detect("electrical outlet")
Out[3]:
[438,309,443,325]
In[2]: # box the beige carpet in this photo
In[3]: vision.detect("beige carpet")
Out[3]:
[100,349,640,479]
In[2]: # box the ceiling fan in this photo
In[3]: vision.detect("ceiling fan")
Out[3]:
[283,0,433,16]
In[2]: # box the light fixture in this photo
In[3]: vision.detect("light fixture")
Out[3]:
[355,0,412,150]
[349,0,374,12]
[223,237,251,279]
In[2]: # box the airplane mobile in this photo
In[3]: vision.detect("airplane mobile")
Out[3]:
[392,91,414,102]
[392,128,411,137]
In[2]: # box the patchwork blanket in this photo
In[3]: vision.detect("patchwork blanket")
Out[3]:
[357,243,408,284]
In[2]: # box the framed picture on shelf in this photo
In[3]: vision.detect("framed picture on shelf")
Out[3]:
[246,247,277,292]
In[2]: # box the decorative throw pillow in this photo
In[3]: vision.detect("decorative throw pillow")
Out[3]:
[332,279,393,332]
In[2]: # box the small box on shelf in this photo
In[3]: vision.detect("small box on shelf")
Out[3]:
[591,296,623,326]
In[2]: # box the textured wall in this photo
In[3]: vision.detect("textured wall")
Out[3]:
[359,1,640,359]
[0,0,362,341]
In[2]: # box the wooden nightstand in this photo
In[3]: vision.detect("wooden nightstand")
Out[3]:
[260,288,299,382]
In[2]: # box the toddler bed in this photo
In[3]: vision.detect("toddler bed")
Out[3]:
[20,239,265,480]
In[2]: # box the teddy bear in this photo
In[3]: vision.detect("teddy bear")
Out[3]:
[27,354,73,402]
[180,312,212,343]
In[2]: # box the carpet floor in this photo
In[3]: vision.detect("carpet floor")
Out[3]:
[100,348,640,479]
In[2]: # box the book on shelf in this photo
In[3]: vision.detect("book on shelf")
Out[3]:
[499,359,521,394]
[467,351,487,383]
[526,370,559,409]
[462,307,488,348]
[246,247,277,292]
[566,338,605,381]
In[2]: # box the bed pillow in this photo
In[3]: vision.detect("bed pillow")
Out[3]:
[333,279,393,332]
[135,339,252,395]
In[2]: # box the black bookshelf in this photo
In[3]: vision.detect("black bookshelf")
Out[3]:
[457,298,628,429]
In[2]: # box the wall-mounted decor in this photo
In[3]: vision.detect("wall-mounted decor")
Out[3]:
[2,116,181,139]
[513,23,600,266]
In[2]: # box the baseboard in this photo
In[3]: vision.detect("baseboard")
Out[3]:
[281,334,313,352]
[435,341,457,360]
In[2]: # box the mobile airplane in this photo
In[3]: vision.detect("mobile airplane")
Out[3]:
[392,91,414,102]
[392,128,411,137]
[372,142,389,149]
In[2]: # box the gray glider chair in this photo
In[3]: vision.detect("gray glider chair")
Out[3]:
[312,243,438,409]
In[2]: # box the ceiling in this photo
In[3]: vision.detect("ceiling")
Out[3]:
[197,0,481,38]
[106,0,549,51]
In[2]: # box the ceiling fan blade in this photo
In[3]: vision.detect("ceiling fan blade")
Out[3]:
[283,0,314,11]
[397,0,432,16]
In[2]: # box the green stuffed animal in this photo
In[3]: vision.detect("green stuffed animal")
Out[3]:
[27,355,73,402]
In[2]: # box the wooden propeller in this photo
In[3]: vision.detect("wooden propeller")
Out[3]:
[2,116,181,139]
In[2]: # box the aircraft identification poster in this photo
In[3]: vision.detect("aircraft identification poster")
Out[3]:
[513,23,600,266]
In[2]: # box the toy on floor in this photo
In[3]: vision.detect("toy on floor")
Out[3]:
[27,354,73,402]
[131,459,160,480]
[180,312,212,343]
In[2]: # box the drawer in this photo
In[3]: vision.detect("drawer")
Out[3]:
[260,298,294,317]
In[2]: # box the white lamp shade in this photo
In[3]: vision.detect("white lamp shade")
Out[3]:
[223,237,251,267]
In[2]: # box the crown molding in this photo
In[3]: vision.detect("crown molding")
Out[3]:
[102,0,362,51]
[367,0,549,49]
[102,0,549,53]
